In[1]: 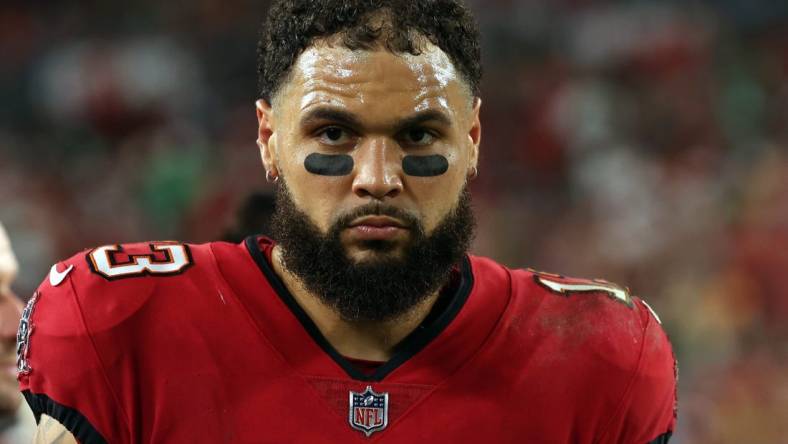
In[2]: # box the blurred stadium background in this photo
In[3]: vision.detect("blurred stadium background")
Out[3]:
[1,0,787,442]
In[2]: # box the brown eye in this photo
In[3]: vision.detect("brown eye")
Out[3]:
[318,127,353,146]
[325,128,343,141]
[402,128,436,147]
[410,129,427,142]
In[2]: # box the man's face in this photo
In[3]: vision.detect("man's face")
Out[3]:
[257,40,481,262]
[0,224,22,413]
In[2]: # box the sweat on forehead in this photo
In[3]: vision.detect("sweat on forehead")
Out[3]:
[271,42,471,114]
[272,38,462,106]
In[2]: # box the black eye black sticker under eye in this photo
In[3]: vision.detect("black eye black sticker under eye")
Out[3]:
[402,155,449,177]
[304,153,354,176]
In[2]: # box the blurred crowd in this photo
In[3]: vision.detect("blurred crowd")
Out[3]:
[0,0,786,442]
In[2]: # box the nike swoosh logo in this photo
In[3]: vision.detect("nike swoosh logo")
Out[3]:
[49,264,74,287]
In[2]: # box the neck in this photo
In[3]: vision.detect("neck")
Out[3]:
[271,245,442,362]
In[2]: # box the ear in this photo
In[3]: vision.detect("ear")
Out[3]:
[256,99,278,177]
[467,97,482,172]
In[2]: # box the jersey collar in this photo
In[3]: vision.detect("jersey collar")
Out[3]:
[244,236,473,382]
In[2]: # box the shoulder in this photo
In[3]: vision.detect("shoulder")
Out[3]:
[476,260,675,382]
[21,240,243,341]
[507,266,668,351]
[508,266,676,432]
[18,239,249,441]
[483,263,677,439]
[17,242,255,442]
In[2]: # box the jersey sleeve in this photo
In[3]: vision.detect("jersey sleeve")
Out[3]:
[17,255,127,444]
[598,298,677,443]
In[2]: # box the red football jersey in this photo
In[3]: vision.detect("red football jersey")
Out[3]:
[18,237,676,443]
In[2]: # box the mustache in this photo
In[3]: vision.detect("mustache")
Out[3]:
[332,202,422,232]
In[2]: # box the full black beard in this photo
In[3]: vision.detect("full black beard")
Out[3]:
[270,182,475,322]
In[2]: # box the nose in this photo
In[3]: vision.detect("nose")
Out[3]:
[351,138,403,200]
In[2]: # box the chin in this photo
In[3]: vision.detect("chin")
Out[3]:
[347,241,406,263]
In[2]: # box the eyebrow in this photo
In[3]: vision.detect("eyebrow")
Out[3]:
[300,108,363,131]
[299,107,454,133]
[394,110,453,132]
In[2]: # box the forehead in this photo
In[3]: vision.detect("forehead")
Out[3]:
[277,42,470,118]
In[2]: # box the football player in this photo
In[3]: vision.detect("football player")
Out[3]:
[22,1,676,443]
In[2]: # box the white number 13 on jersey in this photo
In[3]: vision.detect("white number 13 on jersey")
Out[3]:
[88,243,192,280]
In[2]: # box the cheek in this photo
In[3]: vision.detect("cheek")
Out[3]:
[407,163,468,232]
[287,184,340,233]
[281,162,348,233]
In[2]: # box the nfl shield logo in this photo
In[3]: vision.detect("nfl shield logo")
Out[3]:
[349,385,389,437]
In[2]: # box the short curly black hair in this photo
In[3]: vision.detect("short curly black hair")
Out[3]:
[257,0,481,102]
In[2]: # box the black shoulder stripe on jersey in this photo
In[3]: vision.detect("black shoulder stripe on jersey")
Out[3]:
[245,236,474,382]
[22,390,108,444]
[648,431,672,444]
